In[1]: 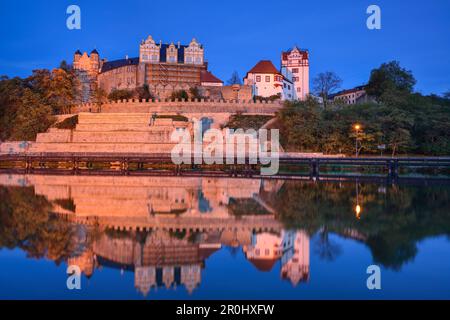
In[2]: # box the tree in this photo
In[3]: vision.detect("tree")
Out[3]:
[189,86,204,100]
[443,91,450,100]
[108,88,134,101]
[312,71,342,109]
[91,84,108,108]
[135,84,153,100]
[226,71,242,85]
[59,60,71,72]
[170,89,189,101]
[10,89,55,141]
[366,61,416,102]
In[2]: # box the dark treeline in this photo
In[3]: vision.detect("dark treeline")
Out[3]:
[0,62,80,141]
[277,61,450,156]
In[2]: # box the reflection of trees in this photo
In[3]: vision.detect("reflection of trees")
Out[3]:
[314,227,341,262]
[0,186,76,265]
[265,181,450,270]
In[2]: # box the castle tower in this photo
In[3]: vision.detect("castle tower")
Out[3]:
[90,49,100,72]
[281,46,309,100]
[280,230,310,286]
[74,50,82,64]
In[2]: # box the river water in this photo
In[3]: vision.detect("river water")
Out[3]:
[0,173,449,299]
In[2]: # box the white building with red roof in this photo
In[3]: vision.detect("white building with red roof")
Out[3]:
[243,60,295,100]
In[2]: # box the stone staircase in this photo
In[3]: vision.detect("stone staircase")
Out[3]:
[29,112,191,154]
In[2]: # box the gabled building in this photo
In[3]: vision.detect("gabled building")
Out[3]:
[243,60,295,100]
[281,46,310,100]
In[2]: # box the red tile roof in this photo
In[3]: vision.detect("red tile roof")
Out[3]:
[281,48,309,60]
[200,70,223,83]
[248,258,278,272]
[247,60,280,75]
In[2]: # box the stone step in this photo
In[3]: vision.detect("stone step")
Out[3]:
[27,142,187,154]
[71,131,173,143]
[75,123,162,132]
[78,114,152,124]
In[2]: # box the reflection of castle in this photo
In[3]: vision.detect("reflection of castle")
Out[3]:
[244,230,310,286]
[0,174,281,231]
[0,174,309,295]
[67,226,310,296]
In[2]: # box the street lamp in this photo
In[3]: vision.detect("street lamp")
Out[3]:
[354,124,361,157]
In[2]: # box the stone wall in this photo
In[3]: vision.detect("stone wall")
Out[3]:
[71,99,282,115]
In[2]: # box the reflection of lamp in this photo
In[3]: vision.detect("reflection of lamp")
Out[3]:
[355,204,362,220]
[355,181,362,219]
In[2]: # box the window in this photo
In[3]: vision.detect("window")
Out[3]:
[292,68,299,73]
[186,56,192,63]
[293,77,299,82]
[283,83,286,88]
[195,57,202,64]
[256,76,261,82]
[265,76,270,82]
[297,87,301,92]
[288,85,291,89]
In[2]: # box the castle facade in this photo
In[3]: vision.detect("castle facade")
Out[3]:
[73,35,224,101]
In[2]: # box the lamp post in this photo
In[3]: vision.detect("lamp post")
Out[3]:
[354,124,361,157]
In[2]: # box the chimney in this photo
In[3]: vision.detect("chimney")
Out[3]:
[125,55,129,60]
[177,41,180,49]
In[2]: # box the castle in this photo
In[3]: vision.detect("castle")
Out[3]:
[73,36,224,101]
[73,36,310,102]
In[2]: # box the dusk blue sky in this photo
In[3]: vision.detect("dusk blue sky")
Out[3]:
[0,0,449,95]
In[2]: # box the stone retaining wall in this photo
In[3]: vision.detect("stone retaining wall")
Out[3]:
[72,99,282,115]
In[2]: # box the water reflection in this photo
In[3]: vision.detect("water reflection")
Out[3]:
[0,174,449,298]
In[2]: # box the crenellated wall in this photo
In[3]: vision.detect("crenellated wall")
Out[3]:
[70,99,282,115]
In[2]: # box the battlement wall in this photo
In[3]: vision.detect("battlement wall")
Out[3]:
[71,99,282,115]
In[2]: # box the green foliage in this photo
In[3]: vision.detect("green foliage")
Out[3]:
[225,114,274,130]
[277,83,450,156]
[54,115,78,130]
[189,86,204,100]
[170,89,189,101]
[366,61,416,103]
[9,88,55,141]
[135,84,154,101]
[0,67,80,141]
[254,93,281,102]
[108,88,134,101]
